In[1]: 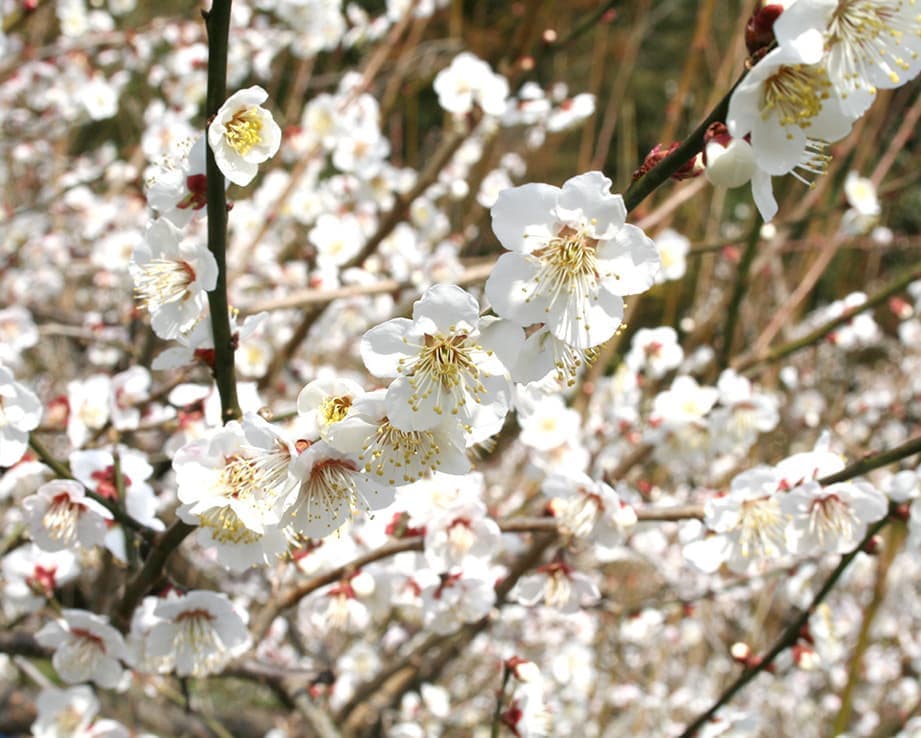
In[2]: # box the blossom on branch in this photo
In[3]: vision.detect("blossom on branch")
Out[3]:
[208,85,282,187]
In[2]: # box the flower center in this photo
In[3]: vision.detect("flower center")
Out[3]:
[760,64,832,129]
[319,395,352,425]
[737,496,785,559]
[403,332,485,416]
[808,494,857,542]
[828,0,907,86]
[359,419,442,486]
[134,258,196,311]
[42,494,82,545]
[200,505,261,544]
[296,458,364,530]
[531,227,602,310]
[224,107,264,155]
[447,518,475,555]
[173,609,223,677]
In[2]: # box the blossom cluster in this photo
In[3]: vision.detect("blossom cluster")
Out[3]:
[1,0,920,737]
[703,0,921,221]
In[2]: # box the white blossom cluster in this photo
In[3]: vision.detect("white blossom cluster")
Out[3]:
[1,0,920,736]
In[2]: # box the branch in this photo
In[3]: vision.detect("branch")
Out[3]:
[203,0,241,423]
[113,520,196,629]
[622,70,746,213]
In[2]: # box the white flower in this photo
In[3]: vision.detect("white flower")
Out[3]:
[1,544,79,616]
[23,480,113,552]
[653,228,690,283]
[781,480,888,554]
[685,466,789,574]
[36,609,127,688]
[297,376,366,441]
[486,171,659,349]
[32,686,99,738]
[423,499,502,572]
[543,471,636,547]
[70,445,165,560]
[728,25,853,176]
[625,326,683,379]
[309,212,365,268]
[651,375,719,427]
[285,439,395,538]
[66,374,111,449]
[420,564,496,634]
[516,393,581,452]
[844,170,881,216]
[513,561,600,613]
[146,590,251,677]
[777,0,921,118]
[433,52,509,117]
[361,284,520,432]
[208,85,282,186]
[327,390,470,486]
[145,134,210,227]
[502,683,551,738]
[704,133,779,221]
[130,218,218,339]
[0,306,39,365]
[174,414,293,571]
[0,364,42,466]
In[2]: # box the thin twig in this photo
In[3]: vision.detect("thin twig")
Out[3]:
[203,0,242,423]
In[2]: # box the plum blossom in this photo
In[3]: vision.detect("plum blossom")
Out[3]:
[423,499,502,572]
[297,376,366,441]
[285,439,394,538]
[145,590,251,677]
[145,134,210,227]
[542,471,637,548]
[0,364,42,467]
[23,480,113,552]
[31,686,101,738]
[684,466,789,574]
[361,284,520,432]
[420,564,496,634]
[327,389,470,486]
[70,446,165,560]
[625,326,683,379]
[782,479,889,554]
[728,14,853,176]
[513,560,600,612]
[486,171,659,350]
[1,544,79,616]
[433,52,509,117]
[36,609,128,688]
[130,218,218,339]
[208,86,282,186]
[174,414,294,570]
[776,0,921,118]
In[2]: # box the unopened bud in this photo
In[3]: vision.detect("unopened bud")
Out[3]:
[745,2,785,56]
[793,643,819,670]
[704,123,757,189]
[506,656,542,683]
[862,535,883,555]
[633,142,702,182]
[730,642,751,662]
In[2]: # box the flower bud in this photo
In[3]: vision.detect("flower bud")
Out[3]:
[745,2,785,56]
[703,123,756,189]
